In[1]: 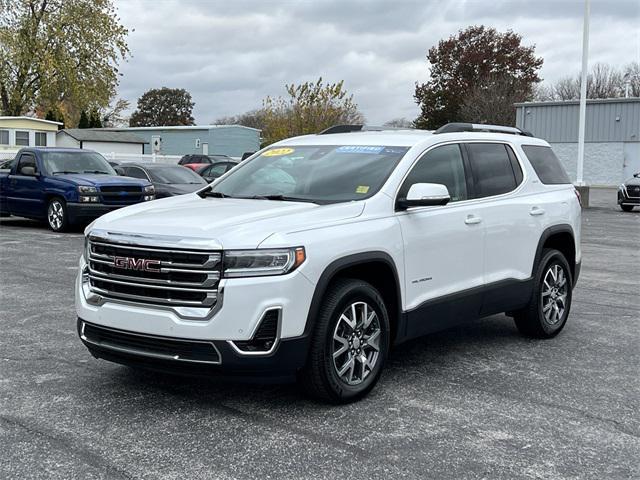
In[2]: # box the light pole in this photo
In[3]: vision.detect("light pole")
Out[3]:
[575,0,590,205]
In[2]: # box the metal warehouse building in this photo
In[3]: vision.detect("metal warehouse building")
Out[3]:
[515,98,640,185]
[107,125,261,158]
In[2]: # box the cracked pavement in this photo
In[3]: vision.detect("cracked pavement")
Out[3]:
[0,188,638,479]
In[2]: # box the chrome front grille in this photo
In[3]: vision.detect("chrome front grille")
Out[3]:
[87,238,221,308]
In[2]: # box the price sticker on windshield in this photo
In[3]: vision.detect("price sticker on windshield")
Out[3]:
[263,148,295,157]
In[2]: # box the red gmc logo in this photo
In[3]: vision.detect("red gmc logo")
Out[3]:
[113,256,161,272]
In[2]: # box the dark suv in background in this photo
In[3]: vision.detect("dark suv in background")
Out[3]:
[618,173,640,211]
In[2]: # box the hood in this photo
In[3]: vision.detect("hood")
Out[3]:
[624,176,640,187]
[155,183,205,195]
[91,194,365,248]
[54,173,150,187]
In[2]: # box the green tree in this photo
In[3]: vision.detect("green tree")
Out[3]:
[260,78,364,145]
[88,108,102,128]
[414,26,543,129]
[44,105,64,128]
[129,87,195,127]
[0,0,130,123]
[78,110,90,128]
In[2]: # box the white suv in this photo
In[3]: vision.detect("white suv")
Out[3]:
[76,123,582,403]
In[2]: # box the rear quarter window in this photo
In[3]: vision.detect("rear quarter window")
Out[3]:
[522,145,571,185]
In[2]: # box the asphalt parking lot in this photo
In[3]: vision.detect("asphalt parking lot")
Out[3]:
[0,188,638,480]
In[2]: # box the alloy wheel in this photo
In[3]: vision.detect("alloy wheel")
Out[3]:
[48,200,64,230]
[541,263,568,325]
[332,301,381,386]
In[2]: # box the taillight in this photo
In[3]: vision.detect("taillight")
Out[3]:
[574,188,582,207]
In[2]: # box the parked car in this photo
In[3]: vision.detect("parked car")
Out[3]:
[179,154,234,171]
[196,160,240,182]
[1,157,16,171]
[118,162,207,198]
[617,172,640,211]
[76,123,581,403]
[0,147,154,231]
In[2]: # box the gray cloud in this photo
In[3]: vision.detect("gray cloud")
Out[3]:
[115,0,639,125]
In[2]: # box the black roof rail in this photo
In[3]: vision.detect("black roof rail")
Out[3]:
[318,124,415,135]
[434,122,534,137]
[319,125,364,134]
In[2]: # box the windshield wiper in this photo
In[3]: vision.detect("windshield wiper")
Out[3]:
[201,190,232,198]
[83,170,111,174]
[246,194,317,203]
[52,171,80,175]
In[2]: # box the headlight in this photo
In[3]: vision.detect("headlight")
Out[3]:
[144,185,155,194]
[223,247,306,278]
[78,186,98,194]
[84,235,90,261]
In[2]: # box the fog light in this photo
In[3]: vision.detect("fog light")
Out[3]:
[144,195,155,201]
[79,196,99,203]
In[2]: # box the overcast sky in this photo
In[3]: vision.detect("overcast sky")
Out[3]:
[115,0,640,125]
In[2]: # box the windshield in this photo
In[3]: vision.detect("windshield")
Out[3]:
[42,151,116,175]
[149,167,206,184]
[211,145,409,203]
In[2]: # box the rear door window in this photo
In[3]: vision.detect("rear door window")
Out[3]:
[466,143,520,198]
[522,145,571,184]
[123,167,149,180]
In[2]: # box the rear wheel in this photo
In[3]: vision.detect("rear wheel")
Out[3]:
[620,204,634,212]
[301,278,390,403]
[47,197,69,232]
[514,248,573,338]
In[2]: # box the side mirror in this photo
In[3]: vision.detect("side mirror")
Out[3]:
[20,166,36,176]
[397,183,450,210]
[634,172,640,178]
[114,167,125,176]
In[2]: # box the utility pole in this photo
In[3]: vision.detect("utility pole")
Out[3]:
[575,0,590,206]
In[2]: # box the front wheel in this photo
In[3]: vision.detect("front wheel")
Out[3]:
[514,249,573,338]
[47,197,69,232]
[620,204,634,212]
[301,278,390,403]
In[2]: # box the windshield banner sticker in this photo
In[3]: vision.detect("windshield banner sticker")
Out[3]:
[263,148,295,157]
[335,146,385,154]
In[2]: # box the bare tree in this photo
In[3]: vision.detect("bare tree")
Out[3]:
[459,75,532,125]
[624,62,640,97]
[214,109,266,130]
[382,118,413,128]
[537,63,633,101]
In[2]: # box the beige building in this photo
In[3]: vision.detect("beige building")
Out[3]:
[0,116,62,150]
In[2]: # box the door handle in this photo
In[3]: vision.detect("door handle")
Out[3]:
[529,206,545,216]
[464,214,482,225]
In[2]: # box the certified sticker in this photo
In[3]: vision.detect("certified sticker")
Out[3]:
[355,186,370,194]
[263,148,295,157]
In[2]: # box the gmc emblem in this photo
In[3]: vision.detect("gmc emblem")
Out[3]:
[113,256,161,272]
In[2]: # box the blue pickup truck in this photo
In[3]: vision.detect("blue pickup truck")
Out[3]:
[0,147,155,231]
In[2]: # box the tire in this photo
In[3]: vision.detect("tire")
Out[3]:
[620,204,634,212]
[514,248,573,339]
[47,197,69,232]
[300,278,390,403]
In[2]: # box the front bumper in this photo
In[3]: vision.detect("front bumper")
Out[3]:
[76,253,317,379]
[77,318,310,382]
[618,189,640,205]
[67,203,124,224]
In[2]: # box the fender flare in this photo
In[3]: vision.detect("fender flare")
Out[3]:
[303,251,403,338]
[531,224,576,277]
